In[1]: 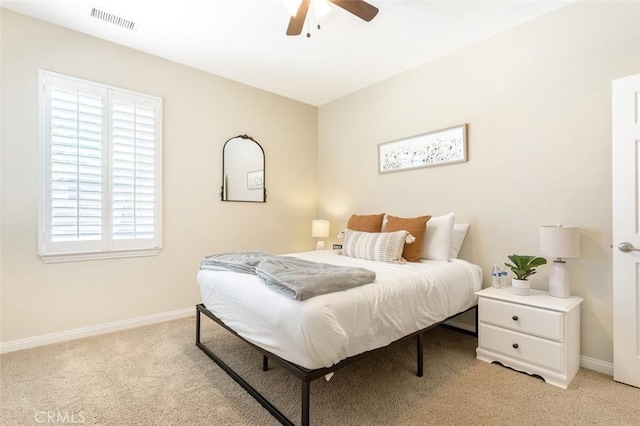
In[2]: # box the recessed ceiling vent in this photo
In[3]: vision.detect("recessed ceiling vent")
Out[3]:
[90,7,137,31]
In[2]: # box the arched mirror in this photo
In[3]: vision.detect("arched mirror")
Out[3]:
[221,134,266,202]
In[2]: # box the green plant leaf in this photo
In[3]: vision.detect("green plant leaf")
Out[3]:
[529,257,547,267]
[504,254,547,280]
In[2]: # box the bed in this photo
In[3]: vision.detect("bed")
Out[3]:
[196,248,482,425]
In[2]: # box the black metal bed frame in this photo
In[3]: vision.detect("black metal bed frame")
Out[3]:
[196,303,478,426]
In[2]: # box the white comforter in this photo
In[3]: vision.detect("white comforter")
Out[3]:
[197,250,482,369]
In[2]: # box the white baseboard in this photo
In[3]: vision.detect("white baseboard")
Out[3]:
[0,308,616,378]
[580,355,613,376]
[0,307,194,354]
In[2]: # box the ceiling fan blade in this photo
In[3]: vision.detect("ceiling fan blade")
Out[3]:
[286,0,310,36]
[329,0,379,22]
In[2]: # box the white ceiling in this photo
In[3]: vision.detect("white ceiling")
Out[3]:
[1,0,575,106]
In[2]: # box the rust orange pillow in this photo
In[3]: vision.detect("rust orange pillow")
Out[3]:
[346,213,385,232]
[385,215,431,262]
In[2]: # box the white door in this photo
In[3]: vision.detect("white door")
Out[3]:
[612,73,640,388]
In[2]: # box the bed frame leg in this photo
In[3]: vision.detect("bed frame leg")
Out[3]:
[475,305,479,337]
[302,379,310,426]
[196,306,201,345]
[416,332,424,377]
[262,355,269,371]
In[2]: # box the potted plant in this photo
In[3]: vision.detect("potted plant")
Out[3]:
[504,254,547,296]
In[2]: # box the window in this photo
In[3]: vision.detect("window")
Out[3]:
[39,71,162,263]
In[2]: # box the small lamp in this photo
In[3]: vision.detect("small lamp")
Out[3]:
[312,220,330,250]
[540,225,580,298]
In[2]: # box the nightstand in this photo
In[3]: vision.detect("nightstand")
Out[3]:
[475,287,583,389]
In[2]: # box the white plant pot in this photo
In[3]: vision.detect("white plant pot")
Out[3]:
[512,278,530,296]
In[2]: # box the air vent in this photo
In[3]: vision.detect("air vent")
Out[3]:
[90,7,137,31]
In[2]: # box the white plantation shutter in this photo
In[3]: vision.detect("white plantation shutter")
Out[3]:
[110,93,160,250]
[40,71,162,262]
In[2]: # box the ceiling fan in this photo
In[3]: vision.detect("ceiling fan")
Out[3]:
[286,0,379,37]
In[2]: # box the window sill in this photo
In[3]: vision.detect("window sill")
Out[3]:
[40,248,161,264]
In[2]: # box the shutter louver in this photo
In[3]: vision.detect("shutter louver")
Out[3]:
[50,88,103,242]
[112,101,156,240]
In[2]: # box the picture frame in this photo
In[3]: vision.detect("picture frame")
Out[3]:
[247,170,264,190]
[378,124,467,173]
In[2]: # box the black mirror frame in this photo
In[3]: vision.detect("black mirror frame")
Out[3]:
[221,134,266,202]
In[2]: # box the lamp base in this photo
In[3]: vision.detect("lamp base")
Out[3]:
[549,260,570,298]
[315,240,325,251]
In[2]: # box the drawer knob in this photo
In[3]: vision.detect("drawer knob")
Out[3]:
[512,343,519,349]
[512,315,519,321]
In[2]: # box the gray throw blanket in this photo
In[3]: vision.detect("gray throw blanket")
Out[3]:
[200,251,376,300]
[200,250,271,274]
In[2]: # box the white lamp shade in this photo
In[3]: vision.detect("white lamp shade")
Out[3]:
[312,220,330,238]
[281,0,301,16]
[313,0,333,18]
[282,0,333,18]
[540,225,580,259]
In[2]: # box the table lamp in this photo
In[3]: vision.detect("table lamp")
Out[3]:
[540,225,580,298]
[312,220,330,250]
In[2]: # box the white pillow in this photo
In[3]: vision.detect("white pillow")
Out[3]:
[449,223,470,259]
[421,212,455,261]
[340,229,415,264]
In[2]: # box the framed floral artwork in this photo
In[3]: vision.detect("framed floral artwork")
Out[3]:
[378,124,467,173]
[247,170,264,190]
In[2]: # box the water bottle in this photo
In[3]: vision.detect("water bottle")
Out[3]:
[491,264,501,288]
[500,266,508,287]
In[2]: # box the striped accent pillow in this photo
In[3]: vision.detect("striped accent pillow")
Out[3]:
[340,229,415,264]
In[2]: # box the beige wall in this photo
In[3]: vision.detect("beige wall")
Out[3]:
[0,10,317,342]
[317,1,640,363]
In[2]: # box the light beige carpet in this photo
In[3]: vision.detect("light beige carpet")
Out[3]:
[1,316,639,425]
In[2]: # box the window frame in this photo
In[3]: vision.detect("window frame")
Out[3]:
[38,70,163,263]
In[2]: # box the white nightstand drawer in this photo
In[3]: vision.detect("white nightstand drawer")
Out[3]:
[479,323,564,372]
[479,298,563,342]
